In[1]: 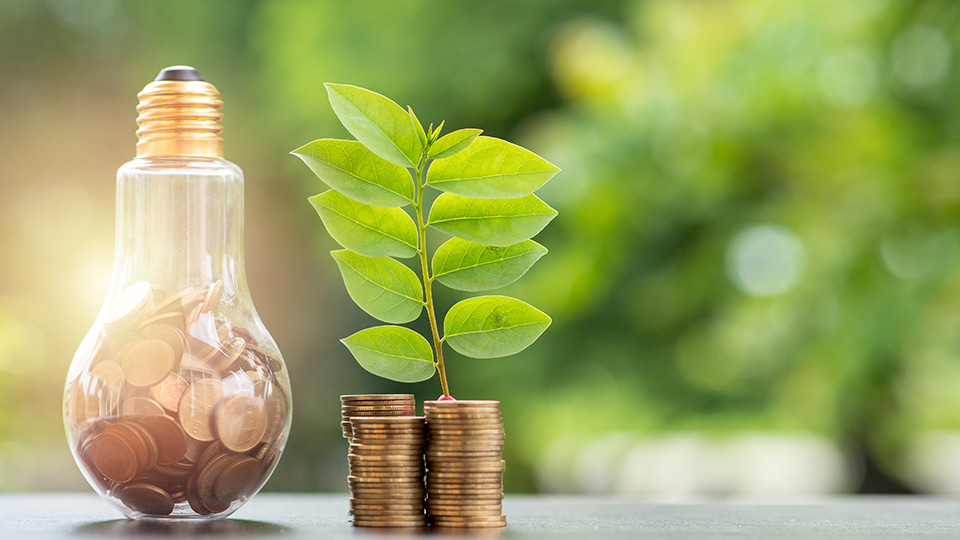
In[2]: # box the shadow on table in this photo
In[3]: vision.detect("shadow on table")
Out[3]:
[73,518,291,536]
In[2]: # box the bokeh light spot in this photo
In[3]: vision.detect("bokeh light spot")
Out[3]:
[818,48,877,107]
[891,25,950,90]
[726,225,806,296]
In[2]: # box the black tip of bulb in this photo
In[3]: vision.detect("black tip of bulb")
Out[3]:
[155,66,204,82]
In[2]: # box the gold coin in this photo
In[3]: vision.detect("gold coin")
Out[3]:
[348,475,426,484]
[178,378,223,441]
[350,465,424,473]
[428,428,505,435]
[426,508,502,517]
[430,517,506,528]
[122,339,176,387]
[427,470,502,477]
[120,397,165,418]
[342,394,415,401]
[350,505,425,513]
[103,281,152,331]
[349,488,426,497]
[352,520,427,528]
[427,451,502,459]
[348,455,424,465]
[216,394,267,452]
[426,501,502,509]
[426,418,503,425]
[149,372,189,412]
[427,459,505,470]
[426,491,503,500]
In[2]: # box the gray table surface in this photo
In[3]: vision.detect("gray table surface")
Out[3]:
[1,493,959,539]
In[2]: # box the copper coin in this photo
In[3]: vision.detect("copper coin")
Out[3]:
[214,456,261,502]
[90,432,138,483]
[261,384,288,444]
[230,325,258,346]
[122,339,176,387]
[178,378,223,441]
[117,483,174,516]
[198,454,234,506]
[183,436,207,463]
[103,281,152,330]
[215,394,267,452]
[120,397,166,418]
[89,360,124,414]
[179,287,204,316]
[104,423,149,471]
[186,477,210,516]
[140,415,187,465]
[140,323,185,361]
[149,372,189,412]
[124,422,160,472]
[201,280,223,313]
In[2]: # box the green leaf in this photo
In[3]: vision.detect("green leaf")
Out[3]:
[429,120,445,143]
[443,296,551,359]
[291,139,414,207]
[427,193,557,247]
[432,238,547,292]
[331,250,423,323]
[408,106,427,149]
[426,136,560,198]
[341,325,435,383]
[325,83,422,168]
[309,190,418,259]
[427,129,483,161]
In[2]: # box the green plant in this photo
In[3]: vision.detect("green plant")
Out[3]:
[292,84,559,397]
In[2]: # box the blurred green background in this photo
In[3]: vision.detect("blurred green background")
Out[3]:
[2,0,960,496]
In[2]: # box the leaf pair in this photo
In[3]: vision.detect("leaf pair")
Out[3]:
[342,295,551,382]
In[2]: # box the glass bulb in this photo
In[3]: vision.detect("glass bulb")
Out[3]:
[63,66,291,520]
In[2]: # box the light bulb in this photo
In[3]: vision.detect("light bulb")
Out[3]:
[63,66,291,520]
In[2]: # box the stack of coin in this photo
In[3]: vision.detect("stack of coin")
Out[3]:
[66,280,290,517]
[347,416,427,528]
[424,400,506,528]
[340,395,415,440]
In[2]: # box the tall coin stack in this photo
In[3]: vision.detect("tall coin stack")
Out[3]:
[424,400,506,528]
[340,394,415,440]
[347,416,427,528]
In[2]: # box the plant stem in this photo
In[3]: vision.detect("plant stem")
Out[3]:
[414,161,450,398]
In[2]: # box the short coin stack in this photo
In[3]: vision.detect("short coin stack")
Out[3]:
[424,400,506,528]
[347,416,427,528]
[340,394,415,440]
